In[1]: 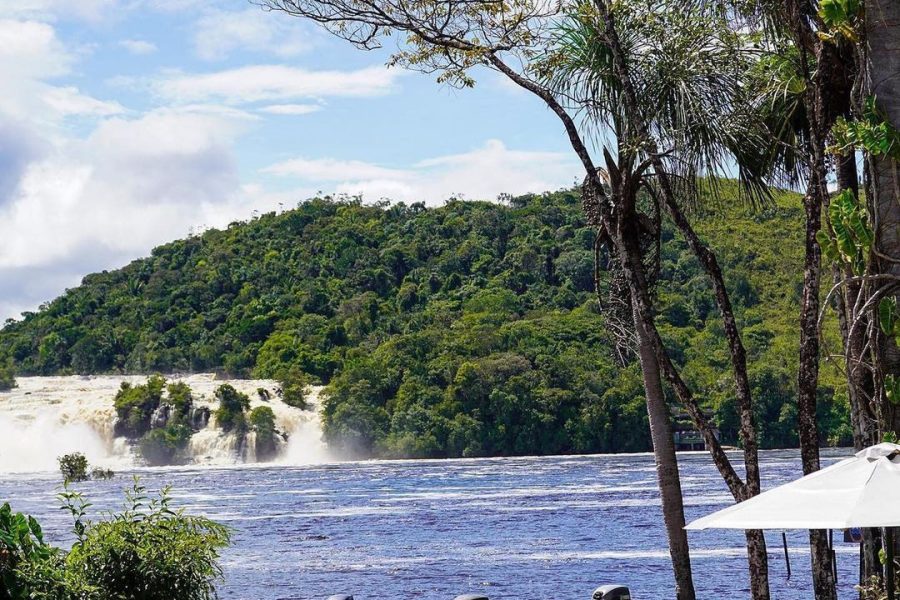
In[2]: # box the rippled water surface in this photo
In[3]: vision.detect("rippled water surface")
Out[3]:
[2,449,862,599]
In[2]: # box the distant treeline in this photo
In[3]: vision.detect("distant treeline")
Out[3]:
[0,185,852,457]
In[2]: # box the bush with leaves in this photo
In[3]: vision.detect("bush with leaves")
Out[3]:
[4,481,230,600]
[58,454,116,483]
[0,502,65,600]
[139,424,193,466]
[113,375,166,438]
[58,453,89,483]
[165,381,194,417]
[0,361,15,392]
[64,481,231,600]
[278,368,308,410]
[249,406,278,461]
[214,384,250,434]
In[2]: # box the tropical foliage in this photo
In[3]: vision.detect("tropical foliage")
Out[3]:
[0,188,850,457]
[0,361,15,392]
[2,481,229,600]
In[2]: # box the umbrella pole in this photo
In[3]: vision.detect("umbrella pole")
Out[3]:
[830,529,837,582]
[887,527,895,600]
[782,532,791,579]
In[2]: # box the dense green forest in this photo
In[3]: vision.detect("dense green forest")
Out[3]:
[0,186,851,457]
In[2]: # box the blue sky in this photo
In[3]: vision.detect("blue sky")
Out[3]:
[0,0,581,321]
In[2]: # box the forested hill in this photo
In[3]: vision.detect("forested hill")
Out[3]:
[0,186,851,457]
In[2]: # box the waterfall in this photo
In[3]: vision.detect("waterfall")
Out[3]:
[0,374,330,473]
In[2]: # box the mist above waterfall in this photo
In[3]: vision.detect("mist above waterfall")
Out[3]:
[0,375,331,473]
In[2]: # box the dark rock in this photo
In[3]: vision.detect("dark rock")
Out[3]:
[190,406,211,431]
[150,403,172,429]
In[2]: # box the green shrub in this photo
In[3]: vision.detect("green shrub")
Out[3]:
[4,481,230,600]
[0,361,15,392]
[138,424,192,466]
[58,453,89,483]
[0,502,63,600]
[65,482,230,600]
[249,406,278,461]
[279,370,308,410]
[166,381,193,417]
[214,384,250,434]
[113,375,166,438]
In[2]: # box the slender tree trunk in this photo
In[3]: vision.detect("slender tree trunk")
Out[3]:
[587,0,770,595]
[660,191,769,599]
[798,61,836,600]
[800,185,839,600]
[617,208,696,600]
[782,0,839,594]
[866,0,900,433]
[489,49,701,600]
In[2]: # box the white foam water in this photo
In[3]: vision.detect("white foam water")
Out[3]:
[0,374,330,473]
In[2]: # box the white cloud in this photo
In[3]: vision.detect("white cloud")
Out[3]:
[0,107,251,270]
[259,103,322,115]
[41,86,125,117]
[0,20,121,122]
[263,158,410,182]
[264,139,579,204]
[118,39,157,54]
[0,19,70,81]
[0,118,48,203]
[193,8,311,61]
[0,108,310,319]
[156,65,400,105]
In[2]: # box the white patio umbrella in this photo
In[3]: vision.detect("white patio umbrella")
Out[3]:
[686,442,900,598]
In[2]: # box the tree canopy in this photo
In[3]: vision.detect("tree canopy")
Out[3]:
[0,186,849,457]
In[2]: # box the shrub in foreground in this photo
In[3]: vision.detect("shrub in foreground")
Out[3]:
[3,480,230,600]
[0,502,64,600]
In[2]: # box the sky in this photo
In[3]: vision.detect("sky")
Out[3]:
[0,0,582,321]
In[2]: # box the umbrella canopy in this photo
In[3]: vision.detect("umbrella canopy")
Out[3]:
[686,442,900,531]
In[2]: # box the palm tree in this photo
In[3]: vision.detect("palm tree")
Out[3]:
[542,2,775,597]
[257,0,776,596]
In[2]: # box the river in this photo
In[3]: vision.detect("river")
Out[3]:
[0,449,861,599]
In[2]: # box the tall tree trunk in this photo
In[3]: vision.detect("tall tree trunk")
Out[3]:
[866,0,900,434]
[798,53,836,600]
[783,1,839,594]
[660,189,769,599]
[488,51,702,600]
[617,208,696,600]
[863,3,900,591]
[800,184,839,600]
[587,0,770,595]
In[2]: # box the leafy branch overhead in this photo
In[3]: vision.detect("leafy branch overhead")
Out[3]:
[817,0,863,42]
[831,97,900,161]
[817,189,873,276]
